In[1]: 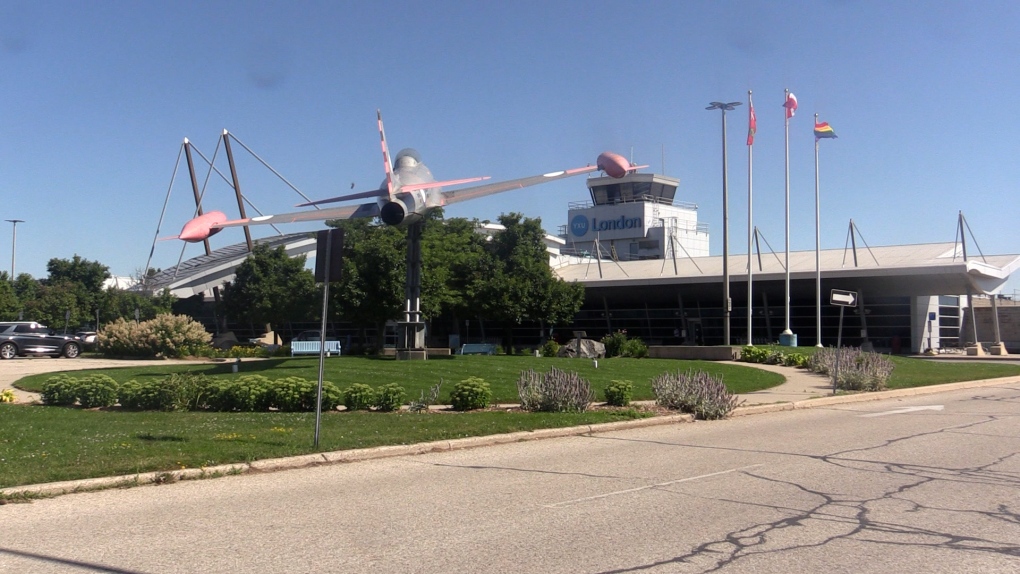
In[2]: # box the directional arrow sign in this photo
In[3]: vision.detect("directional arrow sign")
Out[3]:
[830,289,858,307]
[860,405,944,418]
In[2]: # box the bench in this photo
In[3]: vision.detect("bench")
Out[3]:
[460,343,497,355]
[291,340,342,356]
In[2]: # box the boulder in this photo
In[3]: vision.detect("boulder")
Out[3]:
[557,338,606,359]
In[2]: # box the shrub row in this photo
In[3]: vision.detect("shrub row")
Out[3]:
[41,373,346,412]
[340,383,406,412]
[739,346,808,367]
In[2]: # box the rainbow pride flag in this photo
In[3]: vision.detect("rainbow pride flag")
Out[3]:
[814,122,837,139]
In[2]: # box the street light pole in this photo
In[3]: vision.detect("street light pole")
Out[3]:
[706,101,741,347]
[5,219,23,279]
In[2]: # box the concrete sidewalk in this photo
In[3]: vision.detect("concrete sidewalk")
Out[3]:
[727,361,837,404]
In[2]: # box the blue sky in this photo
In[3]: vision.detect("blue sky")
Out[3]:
[1,0,1018,295]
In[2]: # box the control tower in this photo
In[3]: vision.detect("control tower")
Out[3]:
[564,172,709,260]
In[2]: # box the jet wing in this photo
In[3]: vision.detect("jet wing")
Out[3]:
[213,201,380,229]
[441,165,598,206]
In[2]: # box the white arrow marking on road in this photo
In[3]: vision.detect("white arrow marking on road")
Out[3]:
[831,291,857,306]
[860,405,944,418]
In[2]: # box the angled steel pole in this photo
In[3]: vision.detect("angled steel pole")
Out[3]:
[222,130,254,252]
[707,100,741,346]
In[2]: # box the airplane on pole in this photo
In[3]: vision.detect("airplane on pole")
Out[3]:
[172,110,645,358]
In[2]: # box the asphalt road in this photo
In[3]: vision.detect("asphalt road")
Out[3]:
[2,383,1018,573]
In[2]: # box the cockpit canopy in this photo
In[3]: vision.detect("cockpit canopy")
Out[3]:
[394,148,421,169]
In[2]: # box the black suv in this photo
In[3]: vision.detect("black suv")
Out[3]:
[0,322,83,359]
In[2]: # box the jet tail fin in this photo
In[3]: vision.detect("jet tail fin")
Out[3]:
[377,110,395,200]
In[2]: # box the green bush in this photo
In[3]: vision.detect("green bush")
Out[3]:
[604,380,633,407]
[620,338,648,358]
[343,383,376,411]
[225,346,272,359]
[540,340,560,358]
[373,383,406,412]
[268,377,340,412]
[117,380,147,410]
[450,377,492,411]
[41,374,79,406]
[740,345,807,367]
[601,331,629,358]
[208,375,273,412]
[75,374,120,408]
[120,373,212,411]
[740,346,768,363]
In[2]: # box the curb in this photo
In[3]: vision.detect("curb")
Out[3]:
[3,377,1017,499]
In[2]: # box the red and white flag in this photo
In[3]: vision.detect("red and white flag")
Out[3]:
[784,92,798,118]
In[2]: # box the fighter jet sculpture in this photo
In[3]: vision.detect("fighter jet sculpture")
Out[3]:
[174,111,643,242]
[172,110,644,359]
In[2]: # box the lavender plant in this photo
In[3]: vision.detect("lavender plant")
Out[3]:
[517,367,594,412]
[408,381,443,413]
[651,369,741,420]
[809,347,894,391]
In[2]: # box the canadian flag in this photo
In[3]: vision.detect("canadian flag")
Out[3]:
[784,92,798,118]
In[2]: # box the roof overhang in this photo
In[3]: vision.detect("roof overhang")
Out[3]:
[139,233,318,299]
[555,242,1020,298]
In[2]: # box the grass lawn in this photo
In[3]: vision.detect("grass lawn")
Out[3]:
[2,356,783,490]
[736,345,1020,388]
[5,353,1016,492]
[14,355,785,403]
[885,356,1020,388]
[0,407,654,489]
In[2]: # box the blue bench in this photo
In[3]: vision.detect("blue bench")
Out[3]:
[460,343,496,355]
[291,340,342,356]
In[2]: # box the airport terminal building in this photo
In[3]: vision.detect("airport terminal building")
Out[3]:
[145,170,1020,353]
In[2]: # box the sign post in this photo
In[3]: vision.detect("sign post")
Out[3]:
[829,289,858,395]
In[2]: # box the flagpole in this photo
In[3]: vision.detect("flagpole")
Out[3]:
[747,90,754,346]
[814,113,822,347]
[781,88,794,346]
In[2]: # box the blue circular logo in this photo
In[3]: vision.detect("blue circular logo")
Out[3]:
[570,215,589,237]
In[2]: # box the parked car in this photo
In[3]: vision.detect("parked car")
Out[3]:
[0,322,83,359]
[75,331,98,347]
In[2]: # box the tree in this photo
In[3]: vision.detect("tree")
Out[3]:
[23,281,80,329]
[100,288,175,326]
[43,255,111,325]
[470,213,584,349]
[328,218,405,350]
[221,244,318,343]
[0,272,19,321]
[12,273,39,305]
[420,212,487,324]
